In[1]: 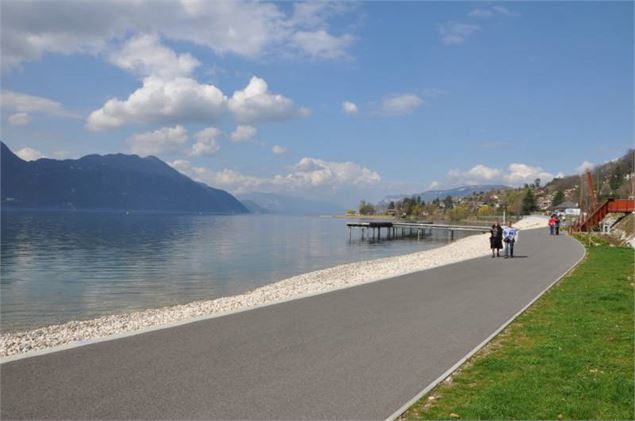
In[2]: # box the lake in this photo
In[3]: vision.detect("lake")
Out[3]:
[0,211,468,332]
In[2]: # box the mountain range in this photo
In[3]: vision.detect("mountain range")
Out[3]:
[383,184,508,204]
[0,141,520,215]
[0,142,248,214]
[238,192,344,215]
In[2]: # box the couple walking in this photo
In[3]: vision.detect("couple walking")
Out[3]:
[548,214,561,235]
[489,221,519,258]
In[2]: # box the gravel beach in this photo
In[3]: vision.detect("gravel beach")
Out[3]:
[0,216,547,358]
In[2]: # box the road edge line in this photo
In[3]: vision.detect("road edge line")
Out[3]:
[385,234,587,421]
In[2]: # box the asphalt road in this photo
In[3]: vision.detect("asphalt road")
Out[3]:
[1,229,584,420]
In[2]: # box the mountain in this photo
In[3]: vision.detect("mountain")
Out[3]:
[0,142,248,213]
[240,199,271,214]
[238,192,344,215]
[383,184,508,203]
[545,149,634,198]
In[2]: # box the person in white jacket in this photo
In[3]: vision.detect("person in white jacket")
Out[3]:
[502,221,519,258]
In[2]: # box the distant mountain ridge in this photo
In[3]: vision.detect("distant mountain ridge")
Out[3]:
[545,149,634,195]
[0,142,248,213]
[238,192,344,215]
[383,184,508,203]
[240,199,271,214]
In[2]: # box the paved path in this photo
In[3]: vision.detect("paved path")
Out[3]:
[1,229,584,420]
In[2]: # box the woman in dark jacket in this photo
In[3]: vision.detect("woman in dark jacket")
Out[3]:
[490,221,503,257]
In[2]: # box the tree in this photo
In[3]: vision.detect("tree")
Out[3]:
[534,178,541,188]
[610,167,623,191]
[501,189,517,216]
[448,205,469,222]
[358,200,375,215]
[346,208,355,215]
[388,201,395,210]
[443,195,453,210]
[477,204,493,217]
[522,188,537,214]
[552,190,565,207]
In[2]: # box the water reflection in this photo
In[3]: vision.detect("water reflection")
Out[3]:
[1,211,461,332]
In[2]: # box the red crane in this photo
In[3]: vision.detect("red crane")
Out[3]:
[585,169,598,211]
[572,169,634,232]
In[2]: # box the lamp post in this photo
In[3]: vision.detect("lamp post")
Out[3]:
[500,201,507,225]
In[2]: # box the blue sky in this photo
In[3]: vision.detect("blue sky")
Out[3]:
[1,1,632,206]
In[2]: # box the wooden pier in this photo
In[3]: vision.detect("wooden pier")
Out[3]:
[346,221,489,241]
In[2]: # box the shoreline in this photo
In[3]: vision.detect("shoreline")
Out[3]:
[0,216,547,358]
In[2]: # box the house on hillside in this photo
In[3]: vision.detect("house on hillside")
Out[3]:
[552,200,578,212]
[537,193,553,211]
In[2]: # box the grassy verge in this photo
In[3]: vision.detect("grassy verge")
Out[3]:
[402,237,634,420]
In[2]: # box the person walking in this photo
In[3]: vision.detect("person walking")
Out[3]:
[489,221,503,257]
[503,221,519,258]
[548,214,556,235]
[555,215,561,235]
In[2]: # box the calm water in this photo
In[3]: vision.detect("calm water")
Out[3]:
[1,211,468,332]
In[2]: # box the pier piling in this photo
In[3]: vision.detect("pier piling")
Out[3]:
[346,221,488,242]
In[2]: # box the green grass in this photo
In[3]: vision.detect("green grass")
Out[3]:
[403,239,634,420]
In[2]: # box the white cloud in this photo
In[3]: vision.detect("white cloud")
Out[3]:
[272,145,287,155]
[1,1,123,70]
[448,162,559,186]
[87,76,227,130]
[1,90,74,117]
[7,112,31,126]
[448,164,503,184]
[439,22,480,45]
[128,125,188,156]
[2,1,357,71]
[88,70,305,130]
[291,1,357,29]
[108,33,199,78]
[280,157,381,188]
[427,180,441,190]
[468,9,494,18]
[292,2,332,28]
[381,94,423,115]
[492,6,517,16]
[15,147,43,161]
[191,127,221,156]
[470,165,502,181]
[342,100,358,115]
[230,125,257,143]
[169,160,270,194]
[575,160,594,174]
[170,156,381,195]
[469,6,518,19]
[291,30,354,59]
[228,76,307,124]
[89,35,306,130]
[504,163,554,185]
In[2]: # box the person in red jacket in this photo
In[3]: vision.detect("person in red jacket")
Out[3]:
[548,214,556,235]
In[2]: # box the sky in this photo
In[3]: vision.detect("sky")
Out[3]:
[1,1,633,206]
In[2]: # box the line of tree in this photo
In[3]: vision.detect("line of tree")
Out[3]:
[552,190,565,207]
[358,200,375,215]
[522,187,537,214]
[353,149,633,222]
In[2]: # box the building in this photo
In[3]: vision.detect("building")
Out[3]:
[552,201,579,212]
